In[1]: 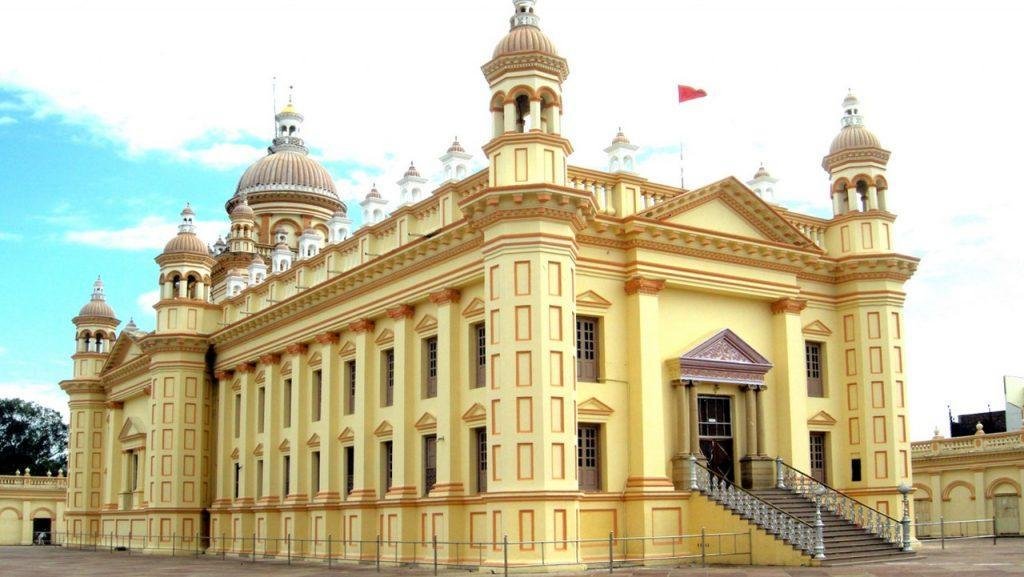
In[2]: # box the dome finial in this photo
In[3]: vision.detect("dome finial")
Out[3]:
[178,203,196,234]
[510,0,540,29]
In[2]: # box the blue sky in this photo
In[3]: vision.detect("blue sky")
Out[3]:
[1,0,1022,440]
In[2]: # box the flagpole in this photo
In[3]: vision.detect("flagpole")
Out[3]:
[679,140,685,190]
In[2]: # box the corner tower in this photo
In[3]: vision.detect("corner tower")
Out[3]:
[823,92,891,216]
[481,0,572,187]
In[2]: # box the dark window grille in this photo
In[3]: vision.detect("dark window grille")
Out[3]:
[474,323,487,388]
[424,435,437,495]
[345,360,356,415]
[698,396,733,438]
[476,428,488,493]
[425,337,438,398]
[344,446,355,496]
[382,350,395,407]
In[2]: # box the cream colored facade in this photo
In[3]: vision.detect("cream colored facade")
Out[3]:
[912,429,1024,536]
[0,472,66,545]
[59,0,918,566]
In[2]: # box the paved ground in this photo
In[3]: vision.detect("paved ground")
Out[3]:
[0,540,1021,577]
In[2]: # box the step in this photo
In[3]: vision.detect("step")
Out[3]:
[820,549,912,562]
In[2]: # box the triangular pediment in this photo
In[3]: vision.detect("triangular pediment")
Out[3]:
[101,331,147,376]
[808,410,838,426]
[373,420,394,437]
[461,297,486,319]
[118,417,145,442]
[338,340,356,356]
[462,402,487,423]
[306,433,321,447]
[375,328,395,346]
[644,178,816,248]
[678,328,773,386]
[308,351,323,367]
[578,397,614,417]
[414,315,438,334]
[802,320,833,337]
[253,443,264,456]
[414,412,438,431]
[576,290,612,310]
[278,439,290,452]
[338,427,355,443]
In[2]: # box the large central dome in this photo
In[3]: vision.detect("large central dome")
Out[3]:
[235,150,338,197]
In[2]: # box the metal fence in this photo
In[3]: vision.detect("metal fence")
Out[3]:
[914,517,999,549]
[44,529,753,572]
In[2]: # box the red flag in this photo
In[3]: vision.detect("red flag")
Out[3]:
[678,85,707,103]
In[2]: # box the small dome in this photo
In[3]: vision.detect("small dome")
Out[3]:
[404,162,421,178]
[493,25,558,58]
[752,165,771,179]
[829,125,881,154]
[163,232,209,256]
[230,199,255,219]
[366,185,382,200]
[612,129,630,145]
[446,138,465,154]
[236,151,337,198]
[251,254,266,265]
[79,299,116,318]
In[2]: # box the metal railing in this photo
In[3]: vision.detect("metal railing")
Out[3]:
[690,456,820,558]
[776,458,903,546]
[914,516,999,549]
[44,529,753,571]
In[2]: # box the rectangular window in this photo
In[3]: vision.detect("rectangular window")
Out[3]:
[257,386,266,433]
[233,462,241,499]
[576,316,599,382]
[382,441,394,496]
[382,349,395,407]
[283,379,292,428]
[256,459,264,499]
[423,434,437,495]
[577,424,600,492]
[311,450,321,496]
[129,451,140,491]
[344,446,355,497]
[312,369,323,422]
[344,360,357,415]
[806,342,825,397]
[473,322,487,388]
[233,393,241,438]
[851,458,862,482]
[283,455,291,496]
[474,428,487,493]
[424,337,438,398]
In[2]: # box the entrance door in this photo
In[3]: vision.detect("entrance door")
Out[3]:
[809,432,827,483]
[32,518,52,544]
[994,494,1021,535]
[698,396,734,482]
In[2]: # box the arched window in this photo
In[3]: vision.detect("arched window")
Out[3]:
[624,156,634,171]
[610,158,620,172]
[456,165,466,179]
[856,180,869,211]
[186,274,198,299]
[171,274,182,298]
[94,333,104,353]
[515,94,530,133]
[81,331,91,353]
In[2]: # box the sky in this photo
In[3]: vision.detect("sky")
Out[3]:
[0,0,1021,442]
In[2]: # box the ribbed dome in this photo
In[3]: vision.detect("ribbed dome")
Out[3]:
[829,125,882,154]
[79,299,116,319]
[163,232,209,256]
[446,138,465,154]
[230,199,255,219]
[404,162,421,178]
[612,129,630,145]
[236,150,338,197]
[493,26,558,58]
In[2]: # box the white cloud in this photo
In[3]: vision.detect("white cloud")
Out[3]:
[136,289,160,316]
[0,116,16,125]
[0,381,70,423]
[0,231,22,241]
[0,346,7,355]
[65,216,223,251]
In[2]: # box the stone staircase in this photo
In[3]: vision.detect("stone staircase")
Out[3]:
[751,487,914,565]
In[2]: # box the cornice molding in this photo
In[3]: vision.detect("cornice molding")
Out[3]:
[624,276,665,296]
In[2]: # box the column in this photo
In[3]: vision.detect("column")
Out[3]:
[770,298,809,466]
[688,383,700,456]
[743,387,757,458]
[103,401,124,510]
[755,386,767,456]
[385,304,415,499]
[428,290,463,497]
[867,185,879,210]
[315,332,341,502]
[623,276,672,490]
[846,187,858,212]
[347,319,377,502]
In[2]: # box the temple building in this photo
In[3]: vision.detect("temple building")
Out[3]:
[59,0,919,566]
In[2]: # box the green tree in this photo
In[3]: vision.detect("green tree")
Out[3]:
[0,398,68,475]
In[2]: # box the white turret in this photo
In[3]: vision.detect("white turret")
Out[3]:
[225,269,247,297]
[746,164,778,201]
[298,227,322,259]
[327,209,352,243]
[398,162,429,205]
[360,184,388,226]
[440,138,472,182]
[603,128,639,173]
[271,228,294,272]
[248,254,267,285]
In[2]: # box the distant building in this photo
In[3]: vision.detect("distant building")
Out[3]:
[1005,376,1024,432]
[950,409,1006,437]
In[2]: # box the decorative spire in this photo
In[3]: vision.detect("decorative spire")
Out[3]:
[510,0,540,29]
[178,203,196,234]
[125,317,138,332]
[271,87,307,154]
[91,276,106,302]
[840,90,864,128]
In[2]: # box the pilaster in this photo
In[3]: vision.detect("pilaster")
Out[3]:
[770,298,809,469]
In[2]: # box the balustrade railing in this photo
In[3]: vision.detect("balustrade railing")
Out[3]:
[689,457,818,558]
[776,459,902,546]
